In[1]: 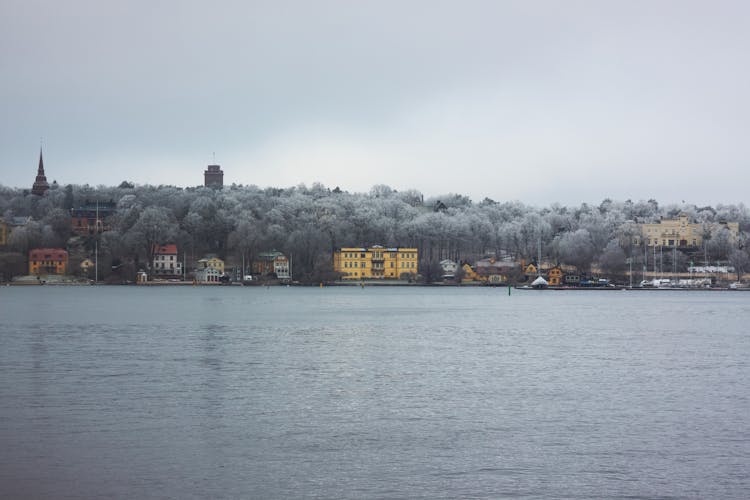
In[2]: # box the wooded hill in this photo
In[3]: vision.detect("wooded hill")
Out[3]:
[1,182,748,283]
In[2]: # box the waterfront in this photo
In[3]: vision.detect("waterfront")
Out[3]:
[1,287,749,499]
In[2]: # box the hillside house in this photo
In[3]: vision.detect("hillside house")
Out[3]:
[29,248,68,276]
[152,244,182,278]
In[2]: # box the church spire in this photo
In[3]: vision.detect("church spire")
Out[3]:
[32,147,50,196]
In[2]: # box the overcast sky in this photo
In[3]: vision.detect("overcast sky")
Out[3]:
[1,0,748,205]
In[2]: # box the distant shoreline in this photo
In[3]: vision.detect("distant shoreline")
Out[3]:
[4,280,749,291]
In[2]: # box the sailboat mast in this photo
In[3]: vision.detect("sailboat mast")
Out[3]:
[95,200,99,283]
[537,232,542,276]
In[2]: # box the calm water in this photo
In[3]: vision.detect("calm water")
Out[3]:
[1,286,749,499]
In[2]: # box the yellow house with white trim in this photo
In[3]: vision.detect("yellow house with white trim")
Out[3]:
[333,246,418,280]
[197,256,225,274]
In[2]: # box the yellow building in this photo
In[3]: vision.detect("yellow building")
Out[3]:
[461,263,480,283]
[333,246,418,280]
[635,213,739,248]
[523,262,538,276]
[197,256,225,274]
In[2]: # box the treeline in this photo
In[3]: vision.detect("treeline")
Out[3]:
[1,181,749,282]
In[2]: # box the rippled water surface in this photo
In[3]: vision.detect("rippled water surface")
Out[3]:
[1,286,749,499]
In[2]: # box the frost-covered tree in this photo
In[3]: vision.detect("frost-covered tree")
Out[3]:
[598,239,627,278]
[728,247,750,281]
[127,206,179,273]
[556,229,596,273]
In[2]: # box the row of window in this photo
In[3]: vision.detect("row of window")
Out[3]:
[342,271,415,277]
[341,252,417,259]
[343,260,416,269]
[646,239,697,246]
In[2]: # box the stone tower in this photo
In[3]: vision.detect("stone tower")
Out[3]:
[31,149,50,196]
[204,164,224,188]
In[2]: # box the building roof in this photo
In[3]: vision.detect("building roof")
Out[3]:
[475,258,516,269]
[256,250,285,260]
[153,244,178,255]
[337,246,417,253]
[9,216,31,226]
[71,200,117,217]
[531,276,549,287]
[29,248,68,259]
[31,148,50,196]
[198,256,223,263]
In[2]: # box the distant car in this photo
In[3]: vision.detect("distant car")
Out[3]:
[243,275,253,281]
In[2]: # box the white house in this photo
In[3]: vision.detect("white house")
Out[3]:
[152,244,182,277]
[253,251,291,280]
[439,259,458,279]
[195,266,222,283]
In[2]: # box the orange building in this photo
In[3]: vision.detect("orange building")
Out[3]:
[547,265,563,286]
[29,248,68,275]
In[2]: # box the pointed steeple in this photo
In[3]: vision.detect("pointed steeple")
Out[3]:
[32,147,50,196]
